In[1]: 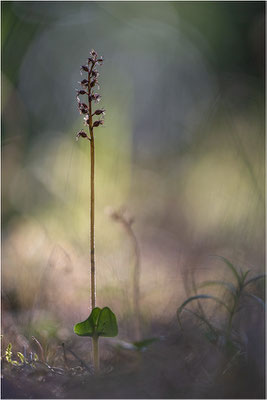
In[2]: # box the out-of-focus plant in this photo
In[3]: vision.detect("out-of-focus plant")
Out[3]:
[4,342,39,367]
[107,207,141,340]
[177,256,265,356]
[73,49,118,373]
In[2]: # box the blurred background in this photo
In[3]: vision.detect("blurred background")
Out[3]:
[1,1,265,352]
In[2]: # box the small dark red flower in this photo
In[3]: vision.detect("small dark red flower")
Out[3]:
[80,65,89,72]
[80,79,89,87]
[76,89,88,96]
[92,70,99,78]
[83,115,90,126]
[76,130,89,140]
[93,120,104,128]
[90,49,97,57]
[96,57,103,65]
[90,79,98,88]
[94,109,106,116]
[90,93,101,103]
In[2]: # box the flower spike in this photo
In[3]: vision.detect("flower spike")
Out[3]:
[75,49,105,142]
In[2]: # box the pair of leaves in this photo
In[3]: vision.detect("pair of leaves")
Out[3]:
[74,307,118,338]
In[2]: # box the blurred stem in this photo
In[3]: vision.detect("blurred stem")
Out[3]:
[129,223,141,341]
[92,336,99,373]
[112,212,141,340]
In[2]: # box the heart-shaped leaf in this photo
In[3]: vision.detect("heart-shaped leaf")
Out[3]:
[97,307,118,337]
[74,307,101,337]
[74,307,118,338]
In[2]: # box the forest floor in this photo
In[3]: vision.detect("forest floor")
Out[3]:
[1,312,265,399]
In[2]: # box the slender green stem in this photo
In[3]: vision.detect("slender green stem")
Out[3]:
[90,136,96,309]
[88,69,96,310]
[88,68,98,372]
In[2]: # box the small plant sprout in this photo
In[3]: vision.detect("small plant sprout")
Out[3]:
[177,256,265,352]
[4,342,39,368]
[74,49,118,373]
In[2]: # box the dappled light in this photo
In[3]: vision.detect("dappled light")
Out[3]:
[2,2,265,399]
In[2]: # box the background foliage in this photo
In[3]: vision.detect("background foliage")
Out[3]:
[1,2,265,398]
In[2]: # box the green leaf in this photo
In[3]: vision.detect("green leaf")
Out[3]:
[177,294,231,327]
[211,255,241,286]
[17,352,25,364]
[74,307,101,337]
[74,307,118,338]
[243,274,265,288]
[178,294,230,313]
[97,307,118,337]
[241,269,250,283]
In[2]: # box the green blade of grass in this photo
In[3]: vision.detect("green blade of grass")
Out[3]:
[210,255,241,286]
[198,280,237,297]
[182,307,217,335]
[177,294,231,328]
[243,274,265,288]
[244,293,265,309]
[241,269,251,284]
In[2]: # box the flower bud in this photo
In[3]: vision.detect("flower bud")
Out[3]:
[97,57,103,65]
[83,115,90,125]
[90,49,98,57]
[91,79,99,88]
[90,93,101,103]
[76,89,87,96]
[92,70,99,78]
[78,102,88,115]
[76,130,89,141]
[80,79,89,87]
[94,109,105,115]
[93,120,104,128]
[80,65,89,72]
